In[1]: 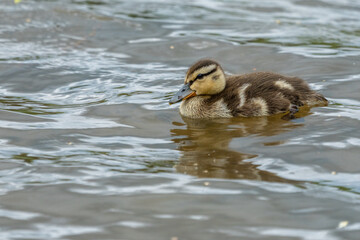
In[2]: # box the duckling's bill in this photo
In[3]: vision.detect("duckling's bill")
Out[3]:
[169,82,196,104]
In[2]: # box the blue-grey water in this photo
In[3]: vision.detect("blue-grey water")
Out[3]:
[1,0,360,239]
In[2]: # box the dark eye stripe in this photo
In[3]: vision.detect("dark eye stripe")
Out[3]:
[194,67,217,81]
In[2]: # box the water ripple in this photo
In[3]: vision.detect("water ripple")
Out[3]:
[0,208,40,220]
[0,225,101,240]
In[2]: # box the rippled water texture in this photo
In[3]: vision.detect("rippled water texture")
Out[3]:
[1,0,360,239]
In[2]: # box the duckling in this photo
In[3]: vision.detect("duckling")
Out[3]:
[169,59,328,119]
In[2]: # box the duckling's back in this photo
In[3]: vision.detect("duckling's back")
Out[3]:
[208,72,327,117]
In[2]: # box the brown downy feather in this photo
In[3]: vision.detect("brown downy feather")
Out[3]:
[202,72,327,117]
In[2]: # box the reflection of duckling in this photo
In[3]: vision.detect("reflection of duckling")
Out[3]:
[171,115,306,182]
[170,59,327,119]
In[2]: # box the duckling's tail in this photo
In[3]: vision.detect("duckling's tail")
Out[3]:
[303,93,328,107]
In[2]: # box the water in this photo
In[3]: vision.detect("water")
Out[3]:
[0,0,360,239]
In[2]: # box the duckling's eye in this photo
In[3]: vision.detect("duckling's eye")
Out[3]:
[196,73,204,80]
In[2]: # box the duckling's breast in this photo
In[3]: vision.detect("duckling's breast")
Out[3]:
[180,96,232,119]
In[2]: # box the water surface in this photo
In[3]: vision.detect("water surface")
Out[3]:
[1,0,360,239]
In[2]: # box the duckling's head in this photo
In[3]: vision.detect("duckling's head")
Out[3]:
[169,59,226,104]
